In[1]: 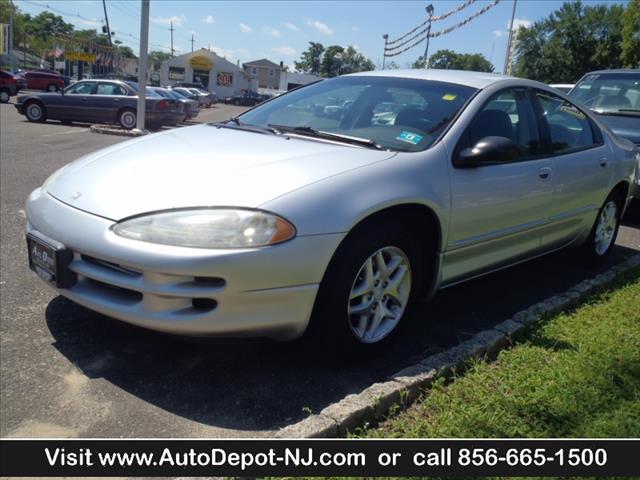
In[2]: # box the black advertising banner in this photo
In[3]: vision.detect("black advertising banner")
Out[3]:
[1,438,638,477]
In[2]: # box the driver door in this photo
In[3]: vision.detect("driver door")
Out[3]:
[442,87,554,285]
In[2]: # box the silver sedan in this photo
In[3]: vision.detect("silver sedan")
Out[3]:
[25,70,639,349]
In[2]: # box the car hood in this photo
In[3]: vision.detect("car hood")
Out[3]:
[46,124,397,220]
[593,113,640,145]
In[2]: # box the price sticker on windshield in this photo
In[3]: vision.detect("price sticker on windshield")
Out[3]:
[396,131,424,145]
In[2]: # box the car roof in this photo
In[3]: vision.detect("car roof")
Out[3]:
[582,69,640,75]
[346,69,513,89]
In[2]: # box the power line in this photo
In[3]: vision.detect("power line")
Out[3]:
[384,0,501,58]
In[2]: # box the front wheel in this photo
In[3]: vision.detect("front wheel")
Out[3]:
[307,222,426,351]
[580,193,621,264]
[118,109,137,129]
[25,101,47,122]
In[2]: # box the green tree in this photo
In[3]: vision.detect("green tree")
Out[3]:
[320,45,344,77]
[513,1,625,83]
[427,49,494,72]
[148,50,170,69]
[25,11,74,41]
[621,0,640,67]
[117,45,136,59]
[294,41,324,74]
[339,45,375,74]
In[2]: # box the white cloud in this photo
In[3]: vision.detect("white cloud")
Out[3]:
[262,26,282,37]
[493,30,506,38]
[76,18,102,28]
[512,18,532,30]
[283,22,299,32]
[239,23,253,33]
[307,19,333,35]
[211,45,233,58]
[351,26,359,32]
[202,15,215,25]
[272,46,296,56]
[151,15,187,27]
[165,43,182,53]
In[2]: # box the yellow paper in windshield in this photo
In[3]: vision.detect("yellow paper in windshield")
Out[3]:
[442,94,457,101]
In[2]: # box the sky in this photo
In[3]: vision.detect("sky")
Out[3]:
[14,0,629,73]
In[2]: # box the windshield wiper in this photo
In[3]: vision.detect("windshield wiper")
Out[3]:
[268,124,385,150]
[210,118,280,135]
[591,108,640,117]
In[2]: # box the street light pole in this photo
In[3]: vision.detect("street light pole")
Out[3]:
[382,34,388,69]
[137,0,150,131]
[504,0,518,75]
[422,4,434,69]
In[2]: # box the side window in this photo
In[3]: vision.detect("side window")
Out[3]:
[535,90,596,154]
[67,82,96,94]
[466,88,543,161]
[95,83,126,95]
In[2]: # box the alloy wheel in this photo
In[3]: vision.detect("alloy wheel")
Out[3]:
[594,200,617,256]
[347,246,412,343]
[27,104,43,121]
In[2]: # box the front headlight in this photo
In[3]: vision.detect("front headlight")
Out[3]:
[112,208,296,249]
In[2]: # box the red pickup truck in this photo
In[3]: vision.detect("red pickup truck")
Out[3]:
[19,71,65,92]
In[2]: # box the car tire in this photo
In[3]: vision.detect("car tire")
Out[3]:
[306,221,427,353]
[580,191,622,265]
[47,84,58,92]
[0,89,10,103]
[118,108,137,130]
[25,101,47,123]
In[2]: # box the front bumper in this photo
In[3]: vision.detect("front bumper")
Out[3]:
[26,188,344,340]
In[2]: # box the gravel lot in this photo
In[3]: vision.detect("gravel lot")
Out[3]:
[1,101,638,438]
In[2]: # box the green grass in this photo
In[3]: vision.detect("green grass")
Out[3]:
[362,267,640,439]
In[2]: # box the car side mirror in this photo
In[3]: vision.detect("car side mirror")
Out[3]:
[454,136,520,168]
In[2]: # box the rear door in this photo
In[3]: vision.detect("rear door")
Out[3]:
[532,89,610,249]
[443,87,554,284]
[62,81,97,121]
[91,82,129,123]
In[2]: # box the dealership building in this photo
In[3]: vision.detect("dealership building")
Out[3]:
[160,49,323,97]
[159,49,255,97]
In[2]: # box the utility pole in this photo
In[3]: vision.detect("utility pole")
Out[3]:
[102,0,113,46]
[422,4,434,69]
[504,0,517,75]
[9,0,15,71]
[137,0,150,130]
[191,33,194,52]
[169,21,175,57]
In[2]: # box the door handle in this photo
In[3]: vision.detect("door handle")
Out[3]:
[538,167,552,180]
[599,158,609,167]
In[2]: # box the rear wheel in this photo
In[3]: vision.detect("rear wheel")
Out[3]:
[118,108,137,129]
[0,89,10,103]
[25,101,47,122]
[580,192,622,264]
[306,221,426,352]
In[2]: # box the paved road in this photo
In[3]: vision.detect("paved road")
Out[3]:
[1,102,638,438]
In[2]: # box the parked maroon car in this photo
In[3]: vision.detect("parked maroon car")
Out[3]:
[19,71,65,92]
[0,70,21,103]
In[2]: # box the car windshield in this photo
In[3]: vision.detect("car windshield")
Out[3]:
[171,89,192,99]
[237,76,477,152]
[569,72,640,116]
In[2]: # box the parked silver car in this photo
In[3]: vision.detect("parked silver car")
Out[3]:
[25,70,638,349]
